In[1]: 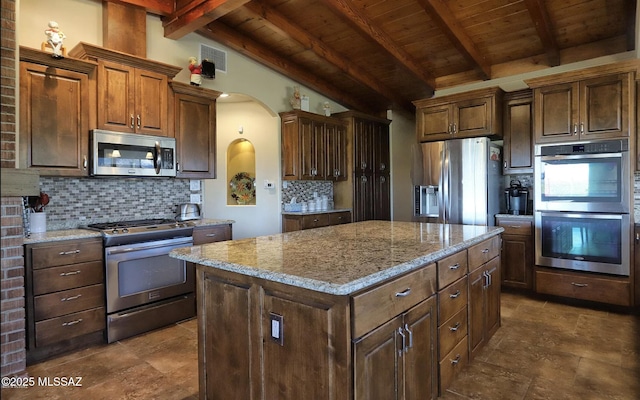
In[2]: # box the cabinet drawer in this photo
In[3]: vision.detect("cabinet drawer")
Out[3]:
[438,276,468,323]
[328,211,351,225]
[301,214,330,229]
[535,269,631,306]
[193,224,232,245]
[32,261,103,295]
[352,264,437,338]
[30,238,103,269]
[35,307,106,348]
[439,335,469,392]
[438,306,468,359]
[34,284,105,321]
[437,251,468,289]
[497,219,532,235]
[468,236,501,272]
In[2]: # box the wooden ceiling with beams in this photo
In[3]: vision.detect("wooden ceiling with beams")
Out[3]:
[113,0,636,115]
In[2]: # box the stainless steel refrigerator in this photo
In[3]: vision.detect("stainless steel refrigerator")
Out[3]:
[412,137,503,226]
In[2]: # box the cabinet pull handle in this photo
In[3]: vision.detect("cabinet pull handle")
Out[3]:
[573,123,578,135]
[404,324,413,350]
[452,123,457,134]
[137,115,141,128]
[62,318,83,327]
[130,114,135,128]
[449,263,460,270]
[450,354,461,365]
[205,233,217,237]
[60,270,81,276]
[61,294,82,302]
[571,282,588,288]
[83,155,87,170]
[636,232,640,242]
[483,271,490,288]
[481,248,489,254]
[508,225,521,229]
[395,288,411,297]
[59,250,80,256]
[397,327,406,356]
[449,289,461,299]
[580,122,584,134]
[449,322,461,332]
[503,161,507,169]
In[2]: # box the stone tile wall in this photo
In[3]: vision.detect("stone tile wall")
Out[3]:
[281,180,333,208]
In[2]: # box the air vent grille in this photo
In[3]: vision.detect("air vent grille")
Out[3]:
[200,44,227,73]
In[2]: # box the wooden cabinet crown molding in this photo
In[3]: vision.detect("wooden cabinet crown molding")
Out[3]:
[68,42,182,77]
[333,110,391,125]
[279,109,348,126]
[19,46,97,74]
[524,59,640,88]
[169,81,222,98]
[412,86,504,108]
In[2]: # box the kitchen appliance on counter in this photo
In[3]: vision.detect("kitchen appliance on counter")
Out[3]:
[533,139,631,276]
[90,130,176,177]
[505,180,529,215]
[412,138,503,225]
[87,218,196,342]
[177,203,201,221]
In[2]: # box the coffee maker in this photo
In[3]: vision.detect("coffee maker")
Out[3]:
[505,180,529,215]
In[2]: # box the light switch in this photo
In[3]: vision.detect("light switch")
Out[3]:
[270,313,284,346]
[190,194,201,203]
[190,179,201,191]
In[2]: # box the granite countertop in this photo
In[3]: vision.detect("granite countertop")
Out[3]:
[24,218,235,244]
[170,220,504,296]
[282,208,352,216]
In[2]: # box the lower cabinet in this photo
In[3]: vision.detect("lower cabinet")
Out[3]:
[496,216,533,289]
[192,223,232,245]
[354,296,438,400]
[282,210,351,232]
[25,237,106,364]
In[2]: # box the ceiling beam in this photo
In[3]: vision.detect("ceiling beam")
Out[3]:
[162,0,250,40]
[417,0,491,80]
[323,0,436,93]
[523,0,560,66]
[244,2,412,111]
[198,22,381,113]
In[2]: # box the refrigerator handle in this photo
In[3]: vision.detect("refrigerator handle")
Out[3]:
[442,145,449,223]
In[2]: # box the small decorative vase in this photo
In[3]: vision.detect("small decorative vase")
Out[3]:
[30,212,47,233]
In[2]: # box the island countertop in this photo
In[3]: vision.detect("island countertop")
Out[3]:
[170,220,504,296]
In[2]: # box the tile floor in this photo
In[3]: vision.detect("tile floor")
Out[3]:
[2,291,639,399]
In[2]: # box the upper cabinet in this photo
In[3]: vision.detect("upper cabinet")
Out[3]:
[526,61,637,144]
[414,87,504,142]
[19,47,97,176]
[69,42,181,137]
[280,110,347,181]
[170,82,220,179]
[502,90,533,174]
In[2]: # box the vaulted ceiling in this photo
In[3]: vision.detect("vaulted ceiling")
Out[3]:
[113,0,636,115]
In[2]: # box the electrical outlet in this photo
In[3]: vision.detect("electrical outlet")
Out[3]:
[190,194,201,203]
[270,313,284,345]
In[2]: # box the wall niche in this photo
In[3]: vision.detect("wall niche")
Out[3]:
[227,139,256,205]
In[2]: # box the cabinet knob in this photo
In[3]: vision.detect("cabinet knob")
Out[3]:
[137,115,141,128]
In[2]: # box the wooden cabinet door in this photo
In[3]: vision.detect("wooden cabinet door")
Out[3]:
[501,234,532,289]
[354,315,402,400]
[503,91,533,174]
[99,60,135,133]
[299,117,315,179]
[467,265,486,360]
[354,174,374,222]
[354,118,374,174]
[312,121,327,179]
[417,104,452,142]
[484,257,501,339]
[635,226,640,306]
[174,90,216,178]
[135,68,168,135]
[403,296,438,400]
[453,96,493,138]
[534,82,579,143]
[374,174,391,221]
[201,274,254,400]
[281,117,300,180]
[637,81,640,172]
[20,62,90,176]
[326,122,347,181]
[579,73,631,140]
[374,122,390,175]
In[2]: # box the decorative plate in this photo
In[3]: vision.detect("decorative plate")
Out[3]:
[229,172,256,204]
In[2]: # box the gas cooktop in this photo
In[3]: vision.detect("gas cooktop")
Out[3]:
[87,218,195,246]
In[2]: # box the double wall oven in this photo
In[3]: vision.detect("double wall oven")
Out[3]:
[87,219,196,343]
[534,139,631,276]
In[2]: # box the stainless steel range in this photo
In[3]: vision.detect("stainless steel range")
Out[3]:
[87,219,196,343]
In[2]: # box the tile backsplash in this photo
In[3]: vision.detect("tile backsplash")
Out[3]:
[31,177,198,230]
[281,180,333,208]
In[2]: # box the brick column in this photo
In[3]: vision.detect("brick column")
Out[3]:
[1,0,27,378]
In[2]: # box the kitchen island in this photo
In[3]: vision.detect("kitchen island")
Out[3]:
[170,220,503,399]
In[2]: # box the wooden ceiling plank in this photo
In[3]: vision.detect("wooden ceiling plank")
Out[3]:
[243,2,412,111]
[323,0,436,93]
[163,0,251,40]
[523,0,560,66]
[106,0,173,16]
[417,0,491,80]
[198,21,382,113]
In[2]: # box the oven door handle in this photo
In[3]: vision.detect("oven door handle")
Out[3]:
[540,153,623,162]
[107,239,193,255]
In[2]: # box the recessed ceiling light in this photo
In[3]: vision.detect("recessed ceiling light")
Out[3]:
[219,93,229,98]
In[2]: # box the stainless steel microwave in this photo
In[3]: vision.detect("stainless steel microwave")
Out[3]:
[90,130,176,177]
